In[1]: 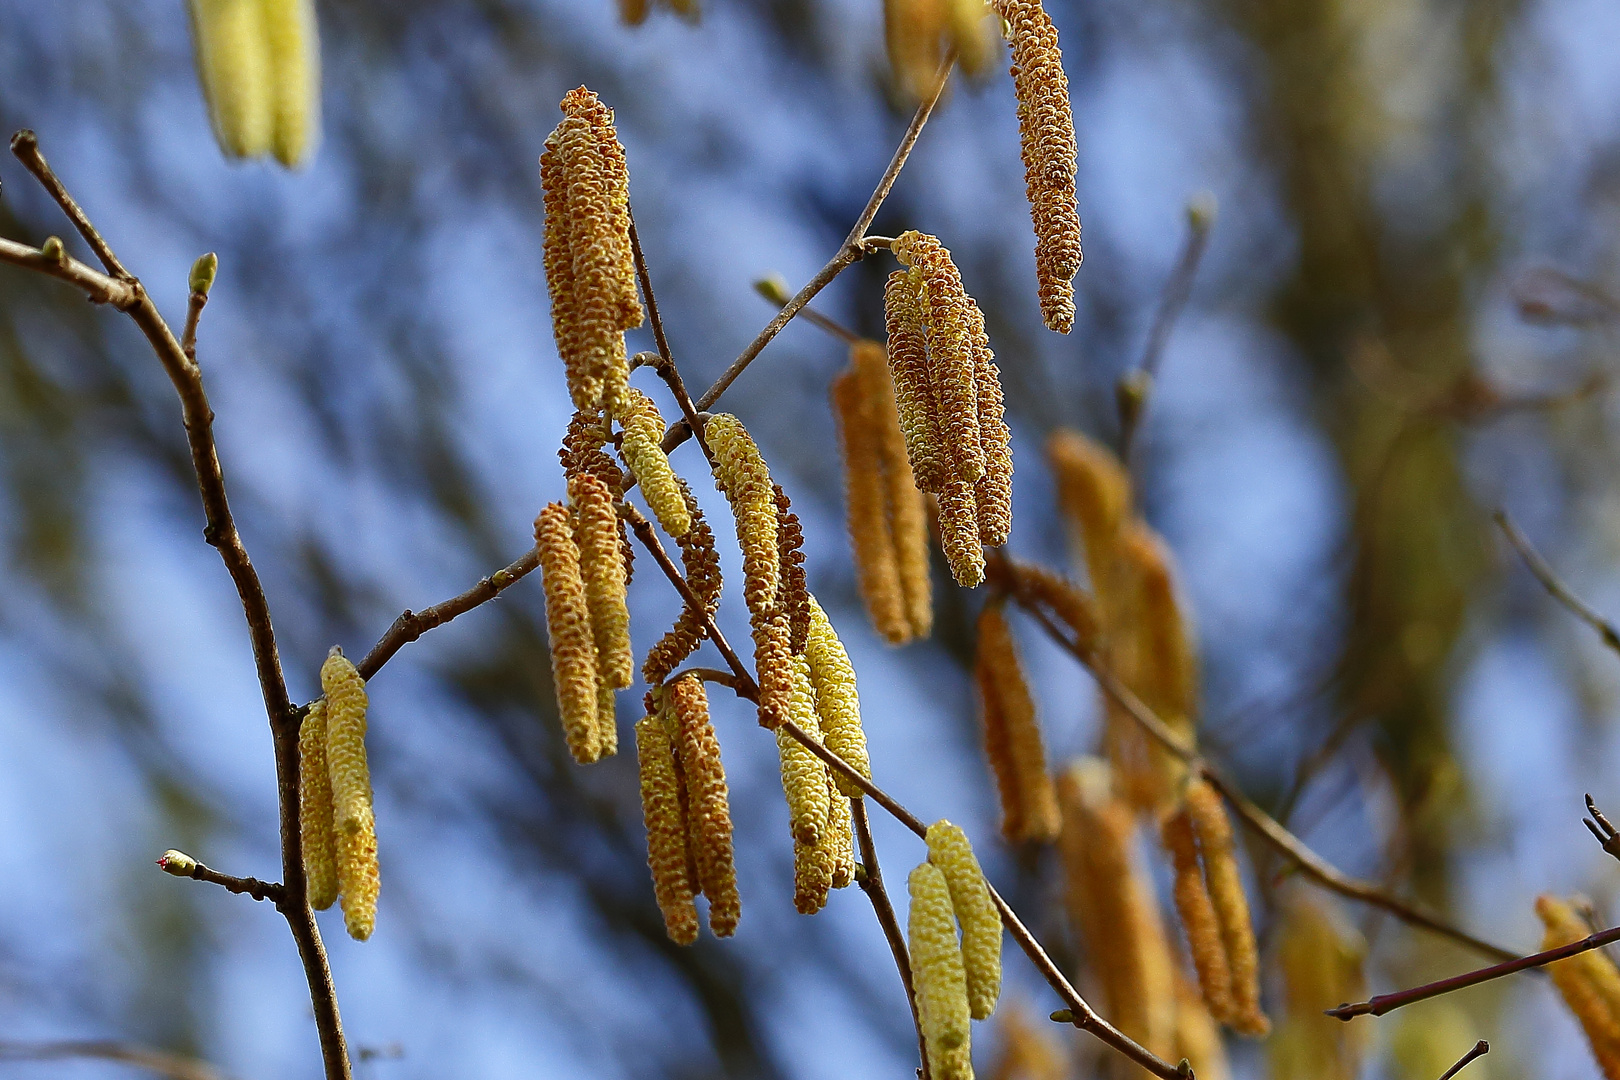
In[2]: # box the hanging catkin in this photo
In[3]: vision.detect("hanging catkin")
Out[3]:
[968,296,1014,547]
[636,710,699,945]
[833,345,909,644]
[1269,891,1368,1080]
[668,675,740,937]
[885,269,947,493]
[775,484,812,654]
[298,698,338,912]
[926,820,1003,1021]
[1184,779,1268,1037]
[616,387,692,537]
[1161,804,1233,1024]
[777,656,831,847]
[642,480,722,685]
[974,600,1060,843]
[804,595,869,798]
[893,231,983,482]
[334,818,379,941]
[884,0,949,101]
[793,833,835,915]
[260,0,320,168]
[569,471,631,754]
[1538,895,1620,1080]
[991,0,1081,333]
[909,861,974,1080]
[188,0,273,159]
[1174,973,1233,1080]
[1004,559,1098,652]
[536,502,602,764]
[705,414,779,617]
[824,776,856,890]
[1046,429,1132,599]
[321,647,378,941]
[938,481,987,588]
[987,1002,1067,1080]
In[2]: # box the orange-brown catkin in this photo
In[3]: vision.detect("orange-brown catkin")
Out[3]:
[536,502,602,764]
[992,0,1081,334]
[775,484,811,654]
[1046,428,1132,599]
[968,296,1014,547]
[705,414,779,617]
[884,0,948,102]
[937,481,987,588]
[1538,895,1620,1080]
[1185,779,1268,1037]
[669,675,740,937]
[893,231,983,483]
[642,480,722,685]
[1161,805,1233,1024]
[987,1001,1067,1080]
[885,268,947,493]
[298,698,338,912]
[635,710,699,944]
[975,600,1060,843]
[570,471,631,753]
[833,346,908,643]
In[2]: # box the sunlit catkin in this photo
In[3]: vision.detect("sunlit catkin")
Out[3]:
[188,0,272,160]
[570,472,632,714]
[616,388,691,537]
[833,347,907,642]
[1174,974,1232,1080]
[260,0,320,168]
[777,657,831,846]
[805,595,869,798]
[642,481,721,685]
[926,820,1002,1021]
[968,297,1014,547]
[885,269,947,493]
[1184,779,1268,1037]
[775,485,812,653]
[1270,890,1367,1080]
[298,699,338,911]
[1161,804,1233,1024]
[987,1002,1066,1080]
[705,414,779,616]
[320,647,371,835]
[669,675,739,936]
[1538,894,1620,1080]
[894,231,983,483]
[992,0,1081,333]
[536,502,602,764]
[636,712,699,945]
[910,861,974,1080]
[794,834,835,915]
[540,133,594,409]
[975,601,1059,843]
[1005,559,1098,652]
[335,818,379,941]
[825,775,856,890]
[1046,429,1132,599]
[885,0,948,102]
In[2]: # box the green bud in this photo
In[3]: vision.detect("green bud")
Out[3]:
[1116,370,1153,429]
[753,274,791,307]
[189,252,219,297]
[39,236,65,264]
[157,849,198,877]
[1048,1009,1075,1024]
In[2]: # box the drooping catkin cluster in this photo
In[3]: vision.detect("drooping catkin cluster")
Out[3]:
[635,704,699,945]
[909,861,975,1080]
[615,387,692,538]
[616,0,699,26]
[536,502,606,763]
[974,599,1059,843]
[187,0,320,167]
[1000,557,1099,653]
[926,820,1003,1021]
[318,648,379,941]
[570,469,631,756]
[833,340,933,644]
[990,0,1081,333]
[1056,758,1176,1065]
[541,88,643,413]
[1165,779,1268,1037]
[1048,429,1195,812]
[1268,891,1368,1080]
[805,595,870,798]
[886,232,1014,587]
[1537,894,1620,1080]
[642,479,722,685]
[297,698,338,912]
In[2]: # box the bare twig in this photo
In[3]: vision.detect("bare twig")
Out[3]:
[1495,509,1620,656]
[157,849,285,904]
[1586,794,1620,864]
[626,207,715,467]
[10,130,131,278]
[0,234,138,305]
[0,1040,229,1080]
[851,798,929,1080]
[753,276,862,344]
[1437,1041,1490,1080]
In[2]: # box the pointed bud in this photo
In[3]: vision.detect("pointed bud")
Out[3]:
[190,252,219,296]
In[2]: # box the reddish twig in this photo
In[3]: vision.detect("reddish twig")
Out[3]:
[1437,1041,1490,1080]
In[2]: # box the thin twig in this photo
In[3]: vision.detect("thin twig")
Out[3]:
[157,849,286,903]
[0,234,137,306]
[1495,508,1620,656]
[6,132,351,1080]
[1437,1041,1489,1080]
[1585,793,1620,864]
[180,291,208,363]
[1328,925,1620,1020]
[0,1040,229,1080]
[668,666,749,694]
[626,207,715,467]
[356,546,542,680]
[851,798,929,1080]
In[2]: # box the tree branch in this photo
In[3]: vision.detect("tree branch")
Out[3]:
[0,1040,229,1080]
[1495,508,1620,657]
[851,797,930,1080]
[157,849,285,903]
[1437,1041,1489,1080]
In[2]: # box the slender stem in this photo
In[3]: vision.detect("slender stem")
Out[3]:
[158,850,285,903]
[181,289,208,362]
[1328,926,1620,1020]
[0,1040,227,1080]
[356,545,542,680]
[1438,1041,1490,1080]
[0,235,138,305]
[10,130,132,279]
[1495,508,1620,657]
[626,206,715,467]
[851,798,929,1080]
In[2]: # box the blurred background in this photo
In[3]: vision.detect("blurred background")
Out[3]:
[2,1,1620,1077]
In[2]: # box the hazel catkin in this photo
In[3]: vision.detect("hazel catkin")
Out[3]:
[909,861,974,1079]
[775,484,812,654]
[974,601,1060,843]
[705,414,779,617]
[669,675,740,937]
[926,819,1003,1021]
[805,595,870,798]
[642,480,721,685]
[1161,804,1233,1024]
[536,502,603,764]
[893,231,983,483]
[1184,779,1268,1037]
[188,0,272,160]
[777,657,831,847]
[260,0,320,168]
[968,297,1014,547]
[885,268,947,494]
[824,776,856,891]
[321,647,371,836]
[636,711,699,945]
[1538,894,1620,1080]
[570,471,632,733]
[298,698,338,912]
[335,816,379,941]
[616,388,692,538]
[833,350,908,642]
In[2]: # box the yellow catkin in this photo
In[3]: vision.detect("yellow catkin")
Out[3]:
[968,297,1014,547]
[705,414,779,616]
[635,712,699,945]
[992,0,1081,333]
[987,1001,1066,1080]
[540,133,595,410]
[1173,974,1232,1080]
[1538,894,1620,1080]
[939,480,987,588]
[885,0,949,101]
[825,775,856,890]
[557,116,627,409]
[893,231,983,483]
[886,268,947,493]
[616,387,692,537]
[260,0,320,168]
[777,657,831,846]
[1161,806,1233,1024]
[1184,779,1268,1037]
[948,0,996,78]
[334,818,379,941]
[669,675,740,937]
[793,834,835,915]
[642,480,721,684]
[188,0,272,160]
[298,698,338,912]
[320,647,371,835]
[975,601,1060,843]
[927,820,1003,1021]
[535,502,602,763]
[910,861,974,1080]
[805,595,870,798]
[1270,891,1367,1080]
[1056,758,1177,1062]
[833,354,908,643]
[570,471,632,704]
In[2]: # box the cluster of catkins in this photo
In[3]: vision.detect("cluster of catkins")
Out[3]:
[885,230,1014,589]
[298,648,380,941]
[908,821,1004,1080]
[1539,894,1620,1079]
[186,0,319,167]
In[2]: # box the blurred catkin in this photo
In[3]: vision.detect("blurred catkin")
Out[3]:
[1184,779,1268,1037]
[260,0,320,167]
[1270,891,1367,1080]
[909,861,974,1080]
[1538,894,1620,1080]
[975,600,1059,843]
[987,1001,1066,1080]
[188,0,273,159]
[1161,805,1233,1024]
[1173,974,1231,1080]
[616,388,691,537]
[885,0,949,101]
[669,675,739,937]
[636,710,699,945]
[297,699,338,912]
[927,820,1003,1021]
[536,502,602,763]
[1003,559,1098,651]
[805,595,869,798]
[991,0,1081,333]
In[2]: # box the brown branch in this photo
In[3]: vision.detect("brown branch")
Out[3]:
[753,276,861,344]
[0,234,138,305]
[0,1040,229,1080]
[1003,574,1520,964]
[7,131,351,1080]
[626,207,715,468]
[851,797,929,1080]
[356,545,542,680]
[157,849,285,903]
[1585,793,1620,864]
[1495,508,1620,657]
[1437,1041,1490,1080]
